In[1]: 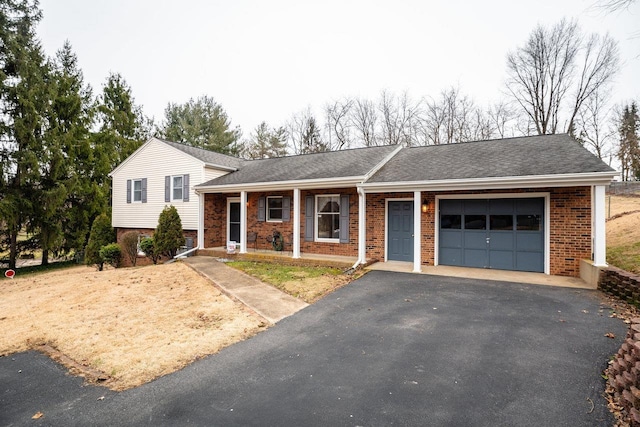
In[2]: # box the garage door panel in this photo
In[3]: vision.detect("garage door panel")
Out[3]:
[463,249,486,268]
[464,232,487,249]
[516,252,544,272]
[440,230,462,248]
[489,250,514,270]
[489,232,514,250]
[440,248,463,266]
[516,233,543,251]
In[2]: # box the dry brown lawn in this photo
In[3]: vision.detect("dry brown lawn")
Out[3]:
[0,262,265,390]
[607,195,640,273]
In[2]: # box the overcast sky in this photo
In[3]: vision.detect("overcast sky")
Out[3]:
[37,0,640,136]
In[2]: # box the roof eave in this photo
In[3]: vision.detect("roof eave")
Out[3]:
[358,171,618,192]
[195,176,366,193]
[203,163,238,172]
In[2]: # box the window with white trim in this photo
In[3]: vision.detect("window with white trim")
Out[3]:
[267,196,283,221]
[316,195,340,241]
[133,179,143,202]
[172,175,183,201]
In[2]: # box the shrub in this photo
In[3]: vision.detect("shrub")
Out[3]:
[120,231,139,266]
[85,214,115,271]
[154,205,185,258]
[99,243,122,268]
[139,236,161,265]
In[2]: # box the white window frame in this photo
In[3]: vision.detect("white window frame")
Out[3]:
[315,194,340,243]
[267,196,283,222]
[132,179,143,203]
[171,175,183,201]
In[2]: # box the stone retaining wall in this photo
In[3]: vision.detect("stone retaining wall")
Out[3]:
[599,267,640,307]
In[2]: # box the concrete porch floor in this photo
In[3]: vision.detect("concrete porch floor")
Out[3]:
[366,261,591,289]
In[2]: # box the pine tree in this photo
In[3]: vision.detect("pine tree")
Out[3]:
[617,102,640,181]
[0,0,47,269]
[159,95,242,155]
[300,117,328,154]
[85,213,115,271]
[242,122,288,159]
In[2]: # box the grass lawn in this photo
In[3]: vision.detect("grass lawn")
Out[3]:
[607,195,640,274]
[226,261,353,303]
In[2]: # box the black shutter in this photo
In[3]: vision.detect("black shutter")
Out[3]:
[258,197,266,222]
[305,196,314,241]
[164,176,170,202]
[126,179,131,203]
[282,197,290,222]
[183,174,189,202]
[141,178,147,203]
[339,195,349,243]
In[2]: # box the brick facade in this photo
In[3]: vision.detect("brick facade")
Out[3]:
[202,185,593,278]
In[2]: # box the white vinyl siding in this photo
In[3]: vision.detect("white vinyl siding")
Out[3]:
[111,138,232,230]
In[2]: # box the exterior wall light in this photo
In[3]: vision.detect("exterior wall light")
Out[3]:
[421,199,428,213]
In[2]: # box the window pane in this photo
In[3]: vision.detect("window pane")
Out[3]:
[267,197,283,221]
[517,215,541,231]
[318,213,339,239]
[318,196,340,213]
[490,215,513,231]
[464,215,486,230]
[173,176,183,200]
[133,180,142,201]
[441,214,461,229]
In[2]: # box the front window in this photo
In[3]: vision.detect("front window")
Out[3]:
[267,196,283,221]
[172,175,183,201]
[133,179,142,202]
[316,195,340,241]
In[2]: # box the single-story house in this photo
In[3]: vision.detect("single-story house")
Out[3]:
[109,137,244,243]
[111,134,616,278]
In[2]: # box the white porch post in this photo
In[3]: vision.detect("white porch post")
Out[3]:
[240,190,247,254]
[358,188,366,265]
[197,192,205,248]
[593,185,607,266]
[413,191,422,273]
[293,188,301,259]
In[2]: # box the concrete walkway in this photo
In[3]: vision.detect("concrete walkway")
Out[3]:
[183,256,308,324]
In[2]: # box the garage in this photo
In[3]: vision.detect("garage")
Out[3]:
[439,198,544,272]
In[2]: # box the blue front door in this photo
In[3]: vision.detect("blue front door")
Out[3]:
[388,201,414,262]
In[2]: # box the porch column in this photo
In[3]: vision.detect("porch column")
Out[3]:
[358,188,366,265]
[240,190,247,254]
[413,191,422,273]
[293,188,301,258]
[197,192,205,248]
[593,185,607,266]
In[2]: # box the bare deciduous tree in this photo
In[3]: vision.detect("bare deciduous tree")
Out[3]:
[575,88,614,160]
[349,97,378,147]
[506,19,619,136]
[324,99,353,151]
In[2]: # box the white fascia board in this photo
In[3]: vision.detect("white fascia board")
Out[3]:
[203,163,238,172]
[358,172,617,193]
[108,137,156,177]
[195,176,365,193]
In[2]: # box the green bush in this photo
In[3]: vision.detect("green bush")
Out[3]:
[85,214,115,271]
[99,243,122,268]
[154,205,185,258]
[120,231,139,266]
[139,236,161,264]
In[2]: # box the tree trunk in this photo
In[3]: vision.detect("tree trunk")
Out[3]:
[41,249,49,266]
[9,230,17,270]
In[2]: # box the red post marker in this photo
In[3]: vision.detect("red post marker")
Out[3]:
[4,269,15,279]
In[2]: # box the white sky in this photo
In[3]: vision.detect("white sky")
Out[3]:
[38,0,640,136]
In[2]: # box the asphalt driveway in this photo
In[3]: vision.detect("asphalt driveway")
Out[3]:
[1,271,627,426]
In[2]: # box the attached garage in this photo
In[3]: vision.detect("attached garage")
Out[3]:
[438,197,545,272]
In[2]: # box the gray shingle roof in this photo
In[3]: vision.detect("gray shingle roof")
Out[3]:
[366,134,614,183]
[197,145,399,187]
[157,138,245,169]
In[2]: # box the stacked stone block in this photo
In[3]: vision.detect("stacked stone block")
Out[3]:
[608,319,640,425]
[599,267,640,307]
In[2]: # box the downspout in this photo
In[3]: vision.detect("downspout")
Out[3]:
[352,186,367,270]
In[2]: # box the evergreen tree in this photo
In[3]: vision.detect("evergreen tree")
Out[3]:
[242,122,288,159]
[154,205,184,258]
[85,213,115,271]
[617,102,640,181]
[300,116,328,154]
[159,95,242,155]
[0,0,47,269]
